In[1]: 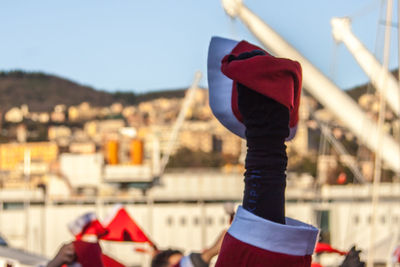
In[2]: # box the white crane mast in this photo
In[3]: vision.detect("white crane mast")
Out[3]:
[221,0,400,173]
[159,71,202,175]
[331,17,400,115]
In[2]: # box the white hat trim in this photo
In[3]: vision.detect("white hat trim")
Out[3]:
[68,212,97,236]
[208,36,246,139]
[208,36,298,141]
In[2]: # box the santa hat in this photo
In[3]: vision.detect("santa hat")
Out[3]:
[73,240,104,267]
[207,36,302,141]
[68,212,108,240]
[101,204,154,245]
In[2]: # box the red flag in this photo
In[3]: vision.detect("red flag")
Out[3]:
[315,242,347,255]
[101,205,152,244]
[101,254,126,267]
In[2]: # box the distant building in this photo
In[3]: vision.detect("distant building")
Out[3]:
[68,106,79,121]
[69,142,96,154]
[5,107,23,123]
[60,153,103,189]
[0,142,58,171]
[20,104,29,117]
[84,119,125,143]
[16,124,27,143]
[122,106,136,119]
[29,112,50,123]
[110,102,123,114]
[68,102,99,122]
[179,121,213,153]
[50,111,65,123]
[48,126,71,141]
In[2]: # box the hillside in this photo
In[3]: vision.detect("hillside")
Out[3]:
[345,69,399,101]
[2,68,392,113]
[0,71,186,112]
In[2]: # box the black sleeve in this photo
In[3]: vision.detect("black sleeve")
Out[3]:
[189,253,209,267]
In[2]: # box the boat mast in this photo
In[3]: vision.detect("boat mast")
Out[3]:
[367,0,394,266]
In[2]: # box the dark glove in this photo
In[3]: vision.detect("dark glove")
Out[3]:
[339,246,365,267]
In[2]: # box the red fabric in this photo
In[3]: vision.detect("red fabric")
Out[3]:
[315,242,347,255]
[101,253,126,267]
[221,40,302,129]
[311,264,323,267]
[73,240,104,267]
[231,82,243,122]
[101,207,152,244]
[76,220,109,240]
[215,233,312,267]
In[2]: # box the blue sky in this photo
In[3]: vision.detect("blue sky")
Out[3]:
[0,0,398,93]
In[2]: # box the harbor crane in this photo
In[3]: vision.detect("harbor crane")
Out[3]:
[331,17,400,116]
[221,0,400,173]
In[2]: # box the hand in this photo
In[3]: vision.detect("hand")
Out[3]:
[227,50,266,62]
[339,246,365,267]
[201,230,227,263]
[47,243,76,267]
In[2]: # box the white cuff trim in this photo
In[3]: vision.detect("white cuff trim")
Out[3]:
[228,206,319,256]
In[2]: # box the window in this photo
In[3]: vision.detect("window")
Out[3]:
[353,215,359,225]
[166,216,173,226]
[180,217,186,226]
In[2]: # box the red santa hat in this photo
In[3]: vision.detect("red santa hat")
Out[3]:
[68,212,108,240]
[207,36,302,141]
[315,242,347,255]
[73,240,104,267]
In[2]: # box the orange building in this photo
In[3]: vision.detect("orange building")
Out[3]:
[0,142,59,171]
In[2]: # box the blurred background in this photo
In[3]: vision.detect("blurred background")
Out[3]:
[0,0,400,266]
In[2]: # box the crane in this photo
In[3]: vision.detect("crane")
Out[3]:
[158,71,202,176]
[331,17,400,115]
[220,0,400,173]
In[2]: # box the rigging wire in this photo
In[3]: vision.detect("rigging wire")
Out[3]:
[367,0,393,264]
[355,0,387,177]
[397,0,400,183]
[348,0,382,20]
[328,0,388,248]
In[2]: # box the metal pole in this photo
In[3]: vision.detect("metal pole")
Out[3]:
[160,72,202,174]
[24,149,31,250]
[367,1,393,266]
